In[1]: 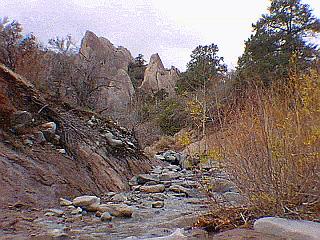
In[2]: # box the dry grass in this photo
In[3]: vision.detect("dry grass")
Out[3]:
[206,69,320,220]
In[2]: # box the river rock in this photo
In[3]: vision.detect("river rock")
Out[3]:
[59,198,73,206]
[111,193,128,202]
[45,208,64,217]
[140,184,165,193]
[73,195,100,207]
[106,204,133,218]
[168,185,191,197]
[101,212,112,221]
[254,217,320,240]
[152,201,164,208]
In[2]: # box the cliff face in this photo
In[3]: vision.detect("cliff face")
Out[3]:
[139,53,180,97]
[0,63,155,209]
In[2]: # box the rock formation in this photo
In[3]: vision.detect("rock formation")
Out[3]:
[79,31,135,121]
[139,53,180,97]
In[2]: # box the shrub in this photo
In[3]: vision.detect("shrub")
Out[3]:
[211,69,320,218]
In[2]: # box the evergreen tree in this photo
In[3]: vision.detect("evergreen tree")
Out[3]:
[238,0,320,86]
[179,43,227,91]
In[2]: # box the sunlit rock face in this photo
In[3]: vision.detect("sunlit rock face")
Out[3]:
[139,53,179,97]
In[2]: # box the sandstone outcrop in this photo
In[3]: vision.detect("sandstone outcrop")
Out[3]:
[139,53,179,97]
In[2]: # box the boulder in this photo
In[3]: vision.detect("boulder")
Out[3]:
[140,184,165,193]
[254,217,320,240]
[73,195,100,207]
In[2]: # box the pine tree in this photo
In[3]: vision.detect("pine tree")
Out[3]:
[238,0,320,86]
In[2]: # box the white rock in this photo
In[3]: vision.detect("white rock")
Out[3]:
[254,217,320,240]
[57,149,66,154]
[73,195,100,207]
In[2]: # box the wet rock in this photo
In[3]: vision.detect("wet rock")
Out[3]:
[73,195,100,207]
[101,212,112,221]
[59,198,73,206]
[152,201,164,208]
[140,184,165,193]
[254,217,320,240]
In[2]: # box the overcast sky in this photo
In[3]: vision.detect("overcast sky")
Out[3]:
[1,0,320,70]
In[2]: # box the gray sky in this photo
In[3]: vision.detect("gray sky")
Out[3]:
[1,0,320,70]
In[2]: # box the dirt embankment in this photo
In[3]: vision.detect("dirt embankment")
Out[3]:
[0,63,156,212]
